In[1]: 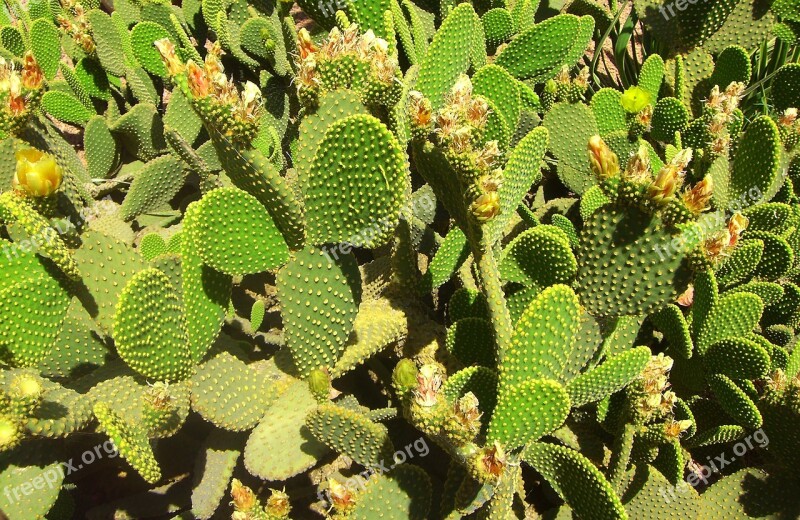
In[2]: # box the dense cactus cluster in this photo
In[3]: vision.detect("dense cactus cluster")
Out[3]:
[2,0,800,518]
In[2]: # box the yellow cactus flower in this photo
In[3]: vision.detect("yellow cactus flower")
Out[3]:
[588,135,620,180]
[13,148,63,197]
[471,191,501,223]
[21,52,43,90]
[620,86,652,113]
[153,38,184,76]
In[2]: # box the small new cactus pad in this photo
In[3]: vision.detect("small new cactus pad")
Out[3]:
[487,378,571,450]
[708,374,762,429]
[425,227,470,290]
[576,206,693,317]
[490,126,549,241]
[524,442,627,520]
[499,225,576,288]
[304,114,408,248]
[244,380,329,481]
[113,268,191,382]
[119,155,186,221]
[184,187,289,276]
[347,465,433,520]
[190,351,280,431]
[277,247,361,377]
[191,430,241,520]
[566,346,651,407]
[93,402,161,484]
[305,403,395,467]
[695,291,764,355]
[331,298,409,378]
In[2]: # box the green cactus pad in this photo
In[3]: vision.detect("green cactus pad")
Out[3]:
[576,206,693,317]
[495,14,582,83]
[728,281,784,306]
[30,19,61,80]
[473,64,521,133]
[425,226,470,290]
[695,291,764,355]
[130,22,172,77]
[244,380,329,481]
[0,192,80,280]
[721,117,782,209]
[93,401,161,484]
[72,230,147,334]
[88,9,127,76]
[84,116,119,180]
[139,234,167,262]
[771,62,800,112]
[191,351,280,431]
[487,378,571,450]
[191,430,241,520]
[108,103,167,161]
[331,298,408,378]
[446,318,496,368]
[746,231,794,280]
[185,187,289,275]
[24,378,93,438]
[543,103,599,195]
[651,97,689,143]
[0,26,24,57]
[295,90,368,186]
[638,55,665,102]
[304,114,407,248]
[40,300,108,380]
[700,468,799,519]
[440,366,498,421]
[708,374,762,429]
[113,268,191,382]
[716,239,763,287]
[0,265,70,368]
[499,225,576,288]
[348,465,433,520]
[119,155,187,221]
[621,465,701,519]
[75,58,112,101]
[761,281,800,329]
[703,338,770,380]
[277,246,361,377]
[524,442,627,520]
[482,8,514,50]
[41,91,93,126]
[490,126,549,240]
[0,462,64,519]
[180,218,231,363]
[306,403,395,467]
[566,346,651,407]
[591,88,627,135]
[416,4,479,110]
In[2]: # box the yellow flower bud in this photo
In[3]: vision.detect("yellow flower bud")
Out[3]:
[13,148,63,197]
[588,135,620,180]
[470,191,501,223]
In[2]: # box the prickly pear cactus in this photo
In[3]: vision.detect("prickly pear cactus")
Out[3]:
[1,0,799,517]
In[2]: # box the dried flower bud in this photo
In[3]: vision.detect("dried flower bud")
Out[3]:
[727,212,748,248]
[450,126,473,154]
[676,284,694,307]
[414,364,442,407]
[454,392,482,429]
[480,442,507,480]
[466,97,489,128]
[328,478,356,512]
[475,140,501,170]
[408,91,432,127]
[664,419,692,439]
[20,53,43,90]
[682,175,713,214]
[297,28,317,59]
[450,75,473,107]
[624,144,652,183]
[230,479,258,512]
[154,39,183,76]
[780,108,798,127]
[186,60,209,98]
[265,489,291,518]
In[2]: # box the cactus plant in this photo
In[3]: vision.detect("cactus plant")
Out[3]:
[1,0,800,517]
